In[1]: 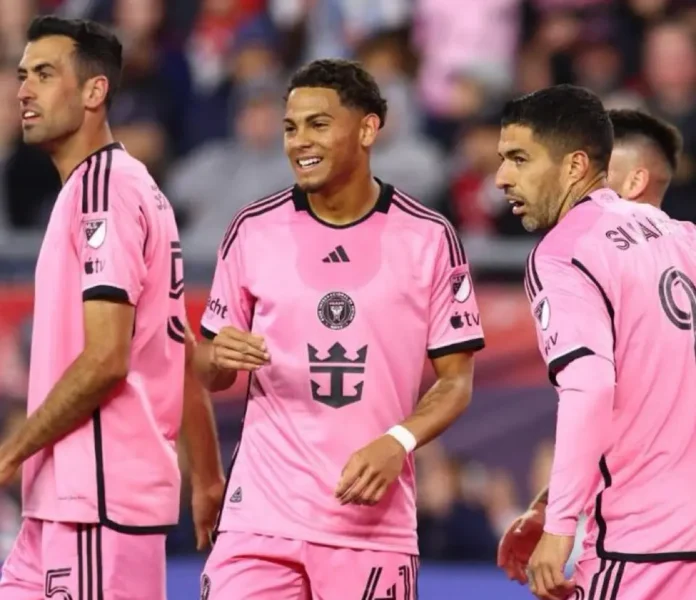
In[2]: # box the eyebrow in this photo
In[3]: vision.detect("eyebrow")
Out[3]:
[17,62,56,76]
[283,112,335,125]
[498,148,530,159]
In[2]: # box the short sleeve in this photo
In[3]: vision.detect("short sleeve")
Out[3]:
[200,226,254,340]
[72,178,147,305]
[527,251,615,386]
[427,229,485,359]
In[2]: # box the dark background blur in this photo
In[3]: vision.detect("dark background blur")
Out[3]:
[0,0,691,597]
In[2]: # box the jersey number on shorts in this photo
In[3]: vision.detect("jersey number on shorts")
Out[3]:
[45,568,73,600]
[658,266,696,359]
[166,240,186,344]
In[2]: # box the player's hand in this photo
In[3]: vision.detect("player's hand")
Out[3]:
[191,477,225,551]
[335,435,407,506]
[497,505,545,584]
[212,326,270,372]
[527,532,576,599]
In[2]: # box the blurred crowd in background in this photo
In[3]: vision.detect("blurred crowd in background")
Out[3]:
[0,0,692,562]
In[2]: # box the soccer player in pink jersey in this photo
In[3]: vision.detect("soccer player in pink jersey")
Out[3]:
[192,58,485,599]
[497,108,684,593]
[496,86,696,599]
[0,16,224,600]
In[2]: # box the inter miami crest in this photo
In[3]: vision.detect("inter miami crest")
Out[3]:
[450,271,472,303]
[317,291,356,330]
[200,574,211,600]
[84,219,106,249]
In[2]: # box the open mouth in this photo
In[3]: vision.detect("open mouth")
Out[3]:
[296,157,323,171]
[508,198,525,215]
[21,110,40,123]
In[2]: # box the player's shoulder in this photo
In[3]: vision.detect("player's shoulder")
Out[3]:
[217,185,295,258]
[388,184,465,259]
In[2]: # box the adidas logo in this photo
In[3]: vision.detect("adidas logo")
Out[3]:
[230,487,242,503]
[322,245,350,263]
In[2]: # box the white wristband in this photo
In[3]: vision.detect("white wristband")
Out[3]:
[387,425,417,453]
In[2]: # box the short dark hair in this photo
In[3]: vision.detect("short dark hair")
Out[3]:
[27,16,123,108]
[285,59,388,129]
[608,109,683,171]
[501,84,613,171]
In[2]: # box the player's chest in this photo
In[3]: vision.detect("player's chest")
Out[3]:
[244,229,431,326]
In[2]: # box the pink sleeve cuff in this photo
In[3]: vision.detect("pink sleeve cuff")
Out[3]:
[543,515,579,536]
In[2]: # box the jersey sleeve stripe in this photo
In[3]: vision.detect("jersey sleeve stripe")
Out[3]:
[80,149,114,215]
[571,258,616,349]
[220,187,293,254]
[83,285,130,303]
[394,189,466,266]
[392,193,464,268]
[81,157,93,214]
[548,346,595,386]
[92,151,102,213]
[427,338,485,359]
[525,242,544,299]
[221,190,293,260]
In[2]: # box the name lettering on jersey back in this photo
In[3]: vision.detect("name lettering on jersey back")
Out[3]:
[606,216,663,251]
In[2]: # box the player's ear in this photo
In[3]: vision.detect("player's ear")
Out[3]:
[83,75,109,110]
[624,167,649,200]
[565,150,591,184]
[359,113,381,149]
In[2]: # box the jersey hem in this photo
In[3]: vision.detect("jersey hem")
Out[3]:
[200,325,218,340]
[218,524,419,555]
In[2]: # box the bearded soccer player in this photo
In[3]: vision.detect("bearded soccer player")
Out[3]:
[496,108,684,595]
[496,86,696,600]
[0,17,224,600]
[194,58,484,599]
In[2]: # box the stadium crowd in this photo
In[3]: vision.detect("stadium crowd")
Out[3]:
[0,0,693,562]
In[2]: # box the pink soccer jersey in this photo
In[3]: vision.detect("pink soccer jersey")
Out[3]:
[527,188,696,561]
[201,182,485,554]
[22,142,185,531]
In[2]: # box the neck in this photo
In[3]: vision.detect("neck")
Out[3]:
[557,172,606,223]
[49,121,114,185]
[307,168,380,225]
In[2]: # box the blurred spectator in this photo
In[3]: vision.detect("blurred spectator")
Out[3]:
[357,33,445,206]
[0,404,24,561]
[0,0,35,62]
[643,20,696,221]
[416,443,499,562]
[436,117,527,237]
[0,63,60,230]
[167,80,291,253]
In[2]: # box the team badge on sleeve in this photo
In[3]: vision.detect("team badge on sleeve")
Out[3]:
[450,271,472,303]
[534,297,551,331]
[84,219,106,248]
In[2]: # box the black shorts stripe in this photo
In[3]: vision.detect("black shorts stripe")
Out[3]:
[95,525,104,600]
[598,559,617,600]
[609,561,625,600]
[86,525,93,600]
[392,190,465,268]
[221,190,294,260]
[411,556,420,600]
[77,525,84,600]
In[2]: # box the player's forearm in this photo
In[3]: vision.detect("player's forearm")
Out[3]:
[545,356,614,536]
[181,367,224,488]
[0,351,126,466]
[531,486,549,509]
[400,374,472,449]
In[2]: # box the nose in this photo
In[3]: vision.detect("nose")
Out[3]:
[17,80,34,103]
[495,161,512,191]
